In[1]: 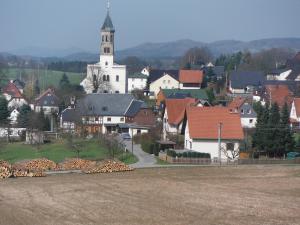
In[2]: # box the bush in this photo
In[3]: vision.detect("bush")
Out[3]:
[167,150,210,159]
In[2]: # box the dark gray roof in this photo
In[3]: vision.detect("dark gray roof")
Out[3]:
[13,79,25,90]
[213,66,225,77]
[125,100,144,117]
[287,66,300,80]
[240,103,257,118]
[35,90,59,107]
[61,108,79,122]
[230,71,265,89]
[101,12,115,32]
[148,69,179,83]
[76,94,134,116]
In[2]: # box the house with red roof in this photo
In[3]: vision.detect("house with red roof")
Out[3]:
[228,97,257,128]
[184,107,244,161]
[290,98,300,127]
[179,70,204,90]
[2,81,28,110]
[263,84,293,108]
[163,98,197,139]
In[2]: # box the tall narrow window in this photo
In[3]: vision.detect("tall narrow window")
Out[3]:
[116,75,119,82]
[106,35,108,42]
[107,75,110,82]
[103,75,106,81]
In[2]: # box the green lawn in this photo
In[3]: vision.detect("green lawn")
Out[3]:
[5,68,84,88]
[0,139,138,165]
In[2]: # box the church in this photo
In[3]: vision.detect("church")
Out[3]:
[81,3,127,94]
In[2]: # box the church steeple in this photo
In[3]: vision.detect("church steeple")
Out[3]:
[100,0,115,60]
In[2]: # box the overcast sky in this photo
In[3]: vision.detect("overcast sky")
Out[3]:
[0,0,300,52]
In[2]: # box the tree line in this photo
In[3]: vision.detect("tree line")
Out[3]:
[252,102,294,158]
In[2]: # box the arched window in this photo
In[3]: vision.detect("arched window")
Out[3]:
[93,74,97,82]
[103,75,106,81]
[107,75,110,82]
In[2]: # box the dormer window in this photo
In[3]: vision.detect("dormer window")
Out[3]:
[102,106,108,111]
[105,61,108,66]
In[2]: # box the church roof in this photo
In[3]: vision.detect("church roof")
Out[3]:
[101,12,115,32]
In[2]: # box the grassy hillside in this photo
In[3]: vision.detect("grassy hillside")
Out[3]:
[5,68,84,88]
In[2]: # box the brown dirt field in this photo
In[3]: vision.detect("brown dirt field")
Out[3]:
[0,165,300,225]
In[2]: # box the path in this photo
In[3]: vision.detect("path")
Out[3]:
[123,140,157,168]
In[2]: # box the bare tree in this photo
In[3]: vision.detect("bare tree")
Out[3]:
[221,144,240,161]
[86,65,112,93]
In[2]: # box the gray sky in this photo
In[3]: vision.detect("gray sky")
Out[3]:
[0,0,300,52]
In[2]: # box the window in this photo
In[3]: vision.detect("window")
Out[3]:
[106,35,108,42]
[163,80,166,84]
[115,91,119,94]
[107,117,111,122]
[95,117,99,122]
[102,106,108,111]
[120,118,124,122]
[226,143,234,151]
[116,75,119,82]
[168,80,170,84]
[104,90,108,93]
[110,34,113,41]
[249,119,253,123]
[105,61,108,66]
[241,109,244,114]
[106,75,110,81]
[137,129,141,134]
[247,109,251,114]
[103,75,106,81]
[102,35,104,42]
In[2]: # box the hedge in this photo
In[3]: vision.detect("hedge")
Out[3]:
[167,150,210,159]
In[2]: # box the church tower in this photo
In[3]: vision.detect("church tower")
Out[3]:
[100,2,115,67]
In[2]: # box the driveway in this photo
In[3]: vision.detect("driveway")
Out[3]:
[123,140,157,168]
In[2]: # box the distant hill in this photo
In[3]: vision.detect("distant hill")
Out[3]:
[2,38,300,62]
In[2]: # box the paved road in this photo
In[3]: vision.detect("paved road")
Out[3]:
[123,140,157,168]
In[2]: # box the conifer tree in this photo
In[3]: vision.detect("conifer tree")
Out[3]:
[0,97,9,126]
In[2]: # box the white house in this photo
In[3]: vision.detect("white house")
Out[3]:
[81,6,126,94]
[127,73,148,93]
[163,98,197,140]
[2,81,28,110]
[149,73,179,98]
[33,89,60,115]
[290,98,300,127]
[184,107,244,162]
[228,97,257,129]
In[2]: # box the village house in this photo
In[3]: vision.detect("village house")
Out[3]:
[127,72,148,93]
[32,88,60,115]
[229,71,265,95]
[184,107,244,161]
[179,70,204,89]
[290,98,300,128]
[143,69,179,98]
[228,97,257,129]
[263,84,293,108]
[81,7,126,94]
[163,98,197,140]
[60,94,155,136]
[2,80,28,110]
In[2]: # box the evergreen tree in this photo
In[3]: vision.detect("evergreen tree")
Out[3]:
[0,97,9,126]
[59,73,71,89]
[34,79,40,96]
[266,103,281,156]
[17,105,32,128]
[280,103,294,156]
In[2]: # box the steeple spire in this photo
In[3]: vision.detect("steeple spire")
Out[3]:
[107,0,110,13]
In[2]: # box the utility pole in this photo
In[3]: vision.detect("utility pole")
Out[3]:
[131,127,134,154]
[218,123,223,166]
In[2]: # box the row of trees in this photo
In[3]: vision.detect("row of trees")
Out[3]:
[252,102,294,157]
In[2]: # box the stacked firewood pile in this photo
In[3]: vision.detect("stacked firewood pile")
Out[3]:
[58,158,96,171]
[85,160,133,174]
[0,160,12,179]
[0,158,133,180]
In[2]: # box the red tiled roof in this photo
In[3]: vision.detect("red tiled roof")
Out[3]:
[179,70,204,84]
[2,82,23,98]
[165,98,197,125]
[294,98,300,117]
[265,85,293,108]
[187,107,244,140]
[228,97,246,111]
